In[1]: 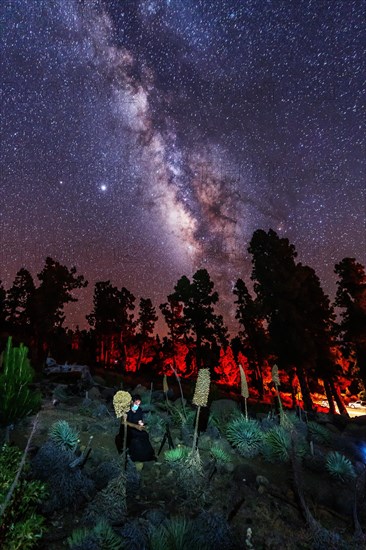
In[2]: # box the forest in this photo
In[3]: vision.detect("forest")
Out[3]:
[1,229,365,414]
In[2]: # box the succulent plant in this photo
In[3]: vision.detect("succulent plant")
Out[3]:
[307,421,332,445]
[67,519,122,550]
[325,451,356,482]
[226,416,263,458]
[164,446,190,463]
[262,425,308,463]
[210,445,231,464]
[49,420,79,451]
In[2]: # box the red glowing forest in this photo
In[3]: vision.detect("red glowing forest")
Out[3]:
[1,229,365,413]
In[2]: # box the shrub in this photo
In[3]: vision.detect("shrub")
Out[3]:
[31,441,94,512]
[0,337,41,429]
[149,517,196,550]
[83,472,126,525]
[164,446,190,464]
[307,422,332,445]
[210,445,231,465]
[262,425,308,463]
[0,444,47,549]
[68,519,122,550]
[49,420,79,451]
[325,451,356,482]
[226,416,263,458]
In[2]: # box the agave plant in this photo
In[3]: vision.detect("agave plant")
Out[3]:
[226,416,263,458]
[150,517,196,550]
[325,451,356,482]
[210,445,231,465]
[67,519,122,550]
[307,422,332,445]
[164,446,190,463]
[262,425,308,463]
[49,420,79,451]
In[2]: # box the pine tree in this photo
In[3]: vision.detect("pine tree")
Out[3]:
[335,258,366,389]
[233,278,268,397]
[6,268,35,333]
[248,229,341,412]
[171,269,228,371]
[0,280,6,332]
[136,297,158,370]
[32,257,87,362]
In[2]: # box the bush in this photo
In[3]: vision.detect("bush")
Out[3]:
[0,337,41,429]
[325,451,356,483]
[49,420,79,451]
[68,519,123,550]
[83,472,126,525]
[0,444,47,549]
[226,416,263,458]
[31,441,94,512]
[262,425,307,463]
[307,422,332,445]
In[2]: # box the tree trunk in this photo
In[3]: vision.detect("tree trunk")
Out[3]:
[136,342,145,371]
[324,379,336,414]
[329,377,349,417]
[296,364,314,412]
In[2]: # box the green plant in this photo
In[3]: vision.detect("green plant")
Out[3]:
[150,517,196,550]
[164,446,190,463]
[307,422,332,445]
[0,337,41,432]
[68,519,122,550]
[83,472,126,524]
[226,416,263,458]
[262,425,308,463]
[0,444,47,549]
[49,420,79,451]
[325,451,356,482]
[210,445,231,464]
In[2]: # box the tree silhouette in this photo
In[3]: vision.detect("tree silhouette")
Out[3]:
[335,258,366,389]
[6,268,35,334]
[0,281,6,333]
[160,297,187,373]
[233,278,268,398]
[136,297,158,370]
[170,269,228,371]
[87,282,136,367]
[248,229,340,412]
[32,257,87,362]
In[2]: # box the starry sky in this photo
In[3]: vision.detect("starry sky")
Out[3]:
[1,0,365,333]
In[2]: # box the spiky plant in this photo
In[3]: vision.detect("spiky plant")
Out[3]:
[263,424,308,463]
[307,421,332,445]
[210,445,231,465]
[0,337,41,436]
[164,446,190,463]
[83,472,126,524]
[192,369,210,451]
[67,519,122,550]
[226,416,263,458]
[262,425,291,462]
[150,517,196,550]
[325,451,356,482]
[49,420,79,452]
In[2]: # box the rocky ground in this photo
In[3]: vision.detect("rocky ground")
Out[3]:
[5,374,366,549]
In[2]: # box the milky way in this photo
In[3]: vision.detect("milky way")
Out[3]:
[1,0,365,332]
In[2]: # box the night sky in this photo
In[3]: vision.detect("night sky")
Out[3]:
[1,0,365,332]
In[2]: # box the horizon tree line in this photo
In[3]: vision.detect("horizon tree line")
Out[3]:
[0,229,365,412]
